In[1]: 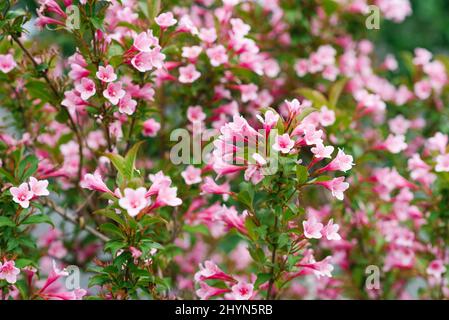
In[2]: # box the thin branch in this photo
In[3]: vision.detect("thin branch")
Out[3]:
[42,199,110,242]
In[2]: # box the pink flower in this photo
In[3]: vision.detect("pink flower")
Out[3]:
[312,256,334,278]
[48,240,68,259]
[435,154,449,172]
[131,48,166,72]
[118,187,150,217]
[29,177,50,196]
[206,45,228,67]
[0,54,17,73]
[133,30,158,52]
[256,110,279,130]
[182,46,203,61]
[181,165,202,185]
[10,183,34,208]
[319,149,354,173]
[187,106,206,123]
[384,134,408,154]
[311,143,334,159]
[196,282,230,300]
[303,216,323,239]
[130,246,142,260]
[96,65,117,83]
[272,133,294,154]
[230,281,254,300]
[75,78,96,100]
[414,79,432,100]
[426,259,446,279]
[199,28,217,43]
[0,260,20,284]
[118,93,137,115]
[315,177,349,201]
[155,12,177,28]
[142,118,161,137]
[80,173,114,195]
[194,260,235,282]
[322,219,342,241]
[200,177,231,196]
[179,64,201,83]
[103,82,126,105]
[319,106,335,126]
[155,186,182,207]
[239,84,258,102]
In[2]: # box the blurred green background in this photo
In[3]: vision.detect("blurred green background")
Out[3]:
[376,0,449,54]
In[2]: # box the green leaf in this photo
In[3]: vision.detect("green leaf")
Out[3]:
[17,154,38,180]
[0,216,16,228]
[25,81,54,103]
[124,141,144,180]
[105,153,126,177]
[296,88,328,108]
[22,214,54,227]
[15,258,36,268]
[296,165,309,184]
[0,167,16,183]
[245,218,258,241]
[90,17,105,31]
[183,224,210,236]
[99,223,125,239]
[94,209,125,227]
[254,273,271,289]
[328,78,348,108]
[147,0,161,21]
[322,0,338,16]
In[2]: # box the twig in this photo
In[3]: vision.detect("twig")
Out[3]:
[42,199,110,242]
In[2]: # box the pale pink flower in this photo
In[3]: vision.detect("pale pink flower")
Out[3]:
[315,177,349,201]
[10,183,34,208]
[426,259,446,279]
[0,260,20,284]
[303,216,324,239]
[230,281,254,300]
[200,177,231,196]
[0,54,17,73]
[206,45,228,67]
[142,118,161,137]
[414,79,432,100]
[384,134,408,154]
[272,133,294,154]
[435,154,449,172]
[182,46,203,61]
[29,177,50,196]
[179,64,201,83]
[103,82,126,105]
[181,165,202,185]
[74,78,96,100]
[118,187,150,217]
[239,84,258,102]
[311,143,334,159]
[187,106,206,123]
[428,132,448,154]
[256,110,279,130]
[196,282,230,300]
[155,12,177,28]
[319,106,335,126]
[199,28,217,43]
[133,30,158,52]
[319,149,354,173]
[80,173,114,195]
[155,186,182,207]
[118,93,137,115]
[322,219,342,241]
[194,260,235,282]
[96,65,117,83]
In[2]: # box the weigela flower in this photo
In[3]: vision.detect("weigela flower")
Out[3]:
[155,12,177,28]
[75,78,96,100]
[96,65,117,83]
[0,54,17,73]
[103,82,126,105]
[303,216,324,239]
[272,133,295,154]
[178,64,201,83]
[118,187,150,217]
[142,118,161,137]
[0,260,20,284]
[181,165,202,185]
[10,183,34,208]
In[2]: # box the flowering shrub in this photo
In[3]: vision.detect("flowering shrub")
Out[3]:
[0,0,449,300]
